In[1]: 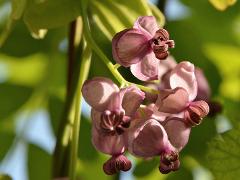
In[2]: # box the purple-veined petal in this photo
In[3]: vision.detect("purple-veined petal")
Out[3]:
[122,86,145,116]
[112,28,151,67]
[155,88,189,114]
[92,126,125,155]
[133,16,159,38]
[163,117,191,151]
[130,53,159,81]
[170,61,197,101]
[128,119,174,157]
[82,77,119,111]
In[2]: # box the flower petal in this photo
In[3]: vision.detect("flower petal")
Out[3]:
[128,119,173,157]
[133,16,159,37]
[91,126,125,155]
[156,88,189,114]
[195,67,211,101]
[112,28,151,67]
[82,77,119,111]
[163,118,191,151]
[122,86,145,116]
[170,61,197,101]
[158,56,177,79]
[130,53,159,81]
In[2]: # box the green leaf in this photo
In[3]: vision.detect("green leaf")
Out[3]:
[203,43,240,100]
[207,123,240,179]
[182,117,217,166]
[11,0,27,20]
[23,0,80,34]
[28,144,51,180]
[0,129,14,161]
[0,83,32,120]
[133,158,159,177]
[0,53,47,86]
[0,174,12,180]
[209,0,237,11]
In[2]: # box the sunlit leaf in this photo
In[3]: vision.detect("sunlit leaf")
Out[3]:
[209,0,237,11]
[207,123,240,179]
[203,43,240,100]
[28,144,51,180]
[0,83,32,120]
[23,0,80,37]
[0,53,47,86]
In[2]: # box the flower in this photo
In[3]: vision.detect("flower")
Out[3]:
[126,106,180,173]
[155,61,209,126]
[81,77,145,174]
[112,16,174,81]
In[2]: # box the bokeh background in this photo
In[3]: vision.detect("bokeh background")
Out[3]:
[0,0,240,180]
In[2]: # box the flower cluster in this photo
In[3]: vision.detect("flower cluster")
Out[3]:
[82,16,211,175]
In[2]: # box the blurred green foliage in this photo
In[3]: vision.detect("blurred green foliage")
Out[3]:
[0,0,239,180]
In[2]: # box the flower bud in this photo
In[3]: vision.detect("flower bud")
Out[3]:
[103,155,132,175]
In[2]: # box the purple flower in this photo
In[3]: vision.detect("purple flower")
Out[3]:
[155,61,209,126]
[112,16,174,81]
[125,106,180,173]
[82,77,145,174]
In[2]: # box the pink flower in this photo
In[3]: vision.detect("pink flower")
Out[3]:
[155,61,209,126]
[82,77,145,174]
[112,16,174,81]
[126,107,180,173]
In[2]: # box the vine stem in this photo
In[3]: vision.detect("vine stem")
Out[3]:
[69,40,92,180]
[80,0,158,94]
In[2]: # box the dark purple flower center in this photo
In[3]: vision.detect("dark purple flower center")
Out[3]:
[151,29,175,60]
[100,110,131,135]
[159,151,180,174]
[103,155,132,175]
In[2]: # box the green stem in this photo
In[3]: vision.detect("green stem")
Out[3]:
[80,0,158,94]
[53,18,83,178]
[69,39,92,180]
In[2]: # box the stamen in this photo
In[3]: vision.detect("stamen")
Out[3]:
[100,110,131,135]
[151,28,174,60]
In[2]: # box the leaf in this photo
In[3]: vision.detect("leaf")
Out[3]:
[11,0,27,20]
[0,83,32,120]
[0,129,14,161]
[133,158,159,177]
[207,123,240,179]
[0,53,47,86]
[182,117,217,166]
[23,0,80,33]
[0,174,12,180]
[209,0,237,11]
[203,43,240,100]
[28,144,51,180]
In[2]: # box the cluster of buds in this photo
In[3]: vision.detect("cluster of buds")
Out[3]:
[82,16,214,175]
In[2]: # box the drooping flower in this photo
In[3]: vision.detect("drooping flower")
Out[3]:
[126,106,180,174]
[155,61,209,126]
[112,16,174,81]
[82,77,145,175]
